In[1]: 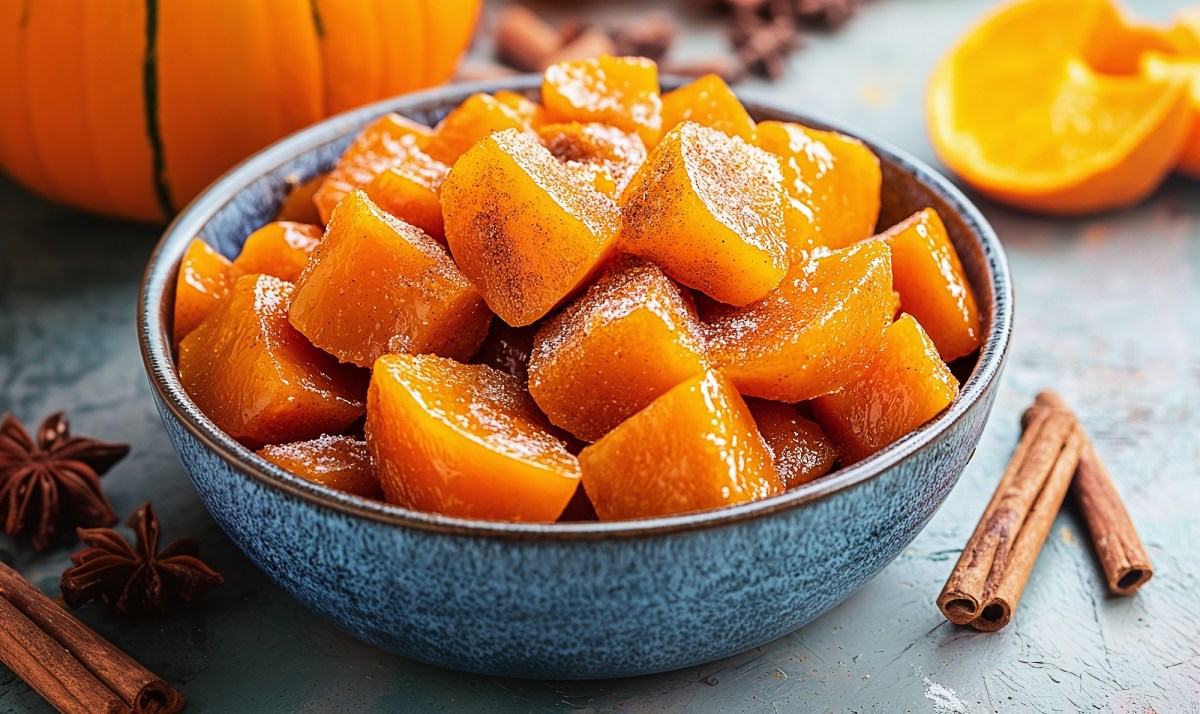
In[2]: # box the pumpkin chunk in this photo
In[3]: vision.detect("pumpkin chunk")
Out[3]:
[873,209,983,361]
[367,354,581,521]
[812,314,959,465]
[756,120,882,256]
[313,113,435,224]
[258,435,382,500]
[542,55,663,147]
[529,259,707,442]
[230,221,323,283]
[289,191,491,368]
[174,238,232,343]
[660,74,755,143]
[746,399,837,489]
[424,93,531,165]
[619,121,788,305]
[579,370,783,520]
[363,163,448,241]
[494,90,547,129]
[538,122,647,197]
[276,173,326,225]
[179,274,366,448]
[705,241,895,402]
[441,129,620,326]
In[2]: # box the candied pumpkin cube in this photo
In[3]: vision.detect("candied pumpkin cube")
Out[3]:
[424,93,530,165]
[529,259,708,442]
[705,241,895,402]
[538,122,647,197]
[619,121,788,306]
[367,354,581,521]
[660,74,755,143]
[313,113,435,224]
[289,191,491,368]
[746,399,838,489]
[811,314,959,465]
[276,172,326,225]
[174,238,232,343]
[363,164,447,241]
[579,370,783,520]
[179,274,366,448]
[494,90,547,129]
[229,221,323,283]
[756,120,882,255]
[873,209,982,361]
[258,435,382,500]
[471,319,537,384]
[542,55,663,147]
[441,129,620,326]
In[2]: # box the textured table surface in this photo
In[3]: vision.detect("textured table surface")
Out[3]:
[2,0,1198,711]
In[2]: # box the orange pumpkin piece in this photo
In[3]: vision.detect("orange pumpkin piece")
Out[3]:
[1141,53,1200,179]
[542,55,664,147]
[579,370,783,520]
[472,320,537,384]
[873,208,982,361]
[179,274,366,448]
[494,90,547,129]
[229,221,323,283]
[312,113,435,224]
[363,163,448,241]
[174,238,232,343]
[746,399,838,489]
[289,191,491,368]
[619,122,788,306]
[424,93,530,165]
[367,353,581,521]
[812,314,959,465]
[538,122,647,197]
[258,435,382,500]
[528,259,708,442]
[276,173,326,225]
[660,74,755,143]
[756,120,882,256]
[441,129,620,326]
[705,241,895,402]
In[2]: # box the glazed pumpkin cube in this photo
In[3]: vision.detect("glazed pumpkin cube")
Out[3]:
[471,319,537,384]
[424,93,530,165]
[579,370,783,520]
[756,120,882,256]
[179,274,366,448]
[660,74,755,143]
[872,208,982,361]
[619,121,788,306]
[258,435,382,500]
[538,122,647,197]
[313,113,435,224]
[289,191,491,368]
[528,259,708,442]
[494,90,547,129]
[276,172,326,225]
[542,55,663,147]
[747,399,838,489]
[812,314,959,465]
[367,354,581,521]
[363,164,447,241]
[441,129,620,326]
[174,238,232,343]
[705,241,895,402]
[229,221,323,283]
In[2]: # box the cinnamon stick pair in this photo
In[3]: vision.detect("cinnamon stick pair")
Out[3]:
[0,562,183,713]
[937,391,1152,631]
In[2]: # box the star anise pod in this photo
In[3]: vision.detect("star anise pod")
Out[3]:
[61,502,223,618]
[0,412,127,550]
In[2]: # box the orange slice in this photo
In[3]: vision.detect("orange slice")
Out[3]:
[1142,52,1200,178]
[927,0,1192,215]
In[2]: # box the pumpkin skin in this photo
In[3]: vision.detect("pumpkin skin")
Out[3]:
[0,0,481,223]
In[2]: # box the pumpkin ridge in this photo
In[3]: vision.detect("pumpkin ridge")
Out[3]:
[307,0,324,39]
[143,0,174,217]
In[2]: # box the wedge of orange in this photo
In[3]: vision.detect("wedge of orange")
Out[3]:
[928,0,1192,215]
[1142,52,1200,178]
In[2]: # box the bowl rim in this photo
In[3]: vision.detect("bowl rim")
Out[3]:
[139,75,1013,541]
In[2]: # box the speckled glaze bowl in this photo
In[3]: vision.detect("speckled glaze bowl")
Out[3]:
[139,76,1012,680]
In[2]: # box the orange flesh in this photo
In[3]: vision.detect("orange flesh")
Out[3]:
[288,191,491,368]
[660,74,756,144]
[174,238,232,343]
[811,314,959,465]
[276,173,327,225]
[537,122,647,197]
[259,435,382,500]
[747,399,838,489]
[1141,53,1200,178]
[579,370,783,520]
[705,241,895,402]
[619,122,788,306]
[178,274,366,449]
[494,90,548,129]
[363,165,448,241]
[230,221,323,283]
[542,55,664,147]
[367,354,580,522]
[424,93,530,165]
[529,259,708,442]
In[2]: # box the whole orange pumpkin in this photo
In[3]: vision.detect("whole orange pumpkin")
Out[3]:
[0,0,480,222]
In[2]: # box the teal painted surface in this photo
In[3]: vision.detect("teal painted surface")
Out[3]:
[1,0,1198,710]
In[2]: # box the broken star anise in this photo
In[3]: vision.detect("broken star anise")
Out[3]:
[0,412,127,550]
[61,502,223,618]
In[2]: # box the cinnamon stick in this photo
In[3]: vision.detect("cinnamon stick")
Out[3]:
[0,563,183,713]
[495,6,563,72]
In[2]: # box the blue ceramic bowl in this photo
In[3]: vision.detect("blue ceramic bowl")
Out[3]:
[138,77,1012,680]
